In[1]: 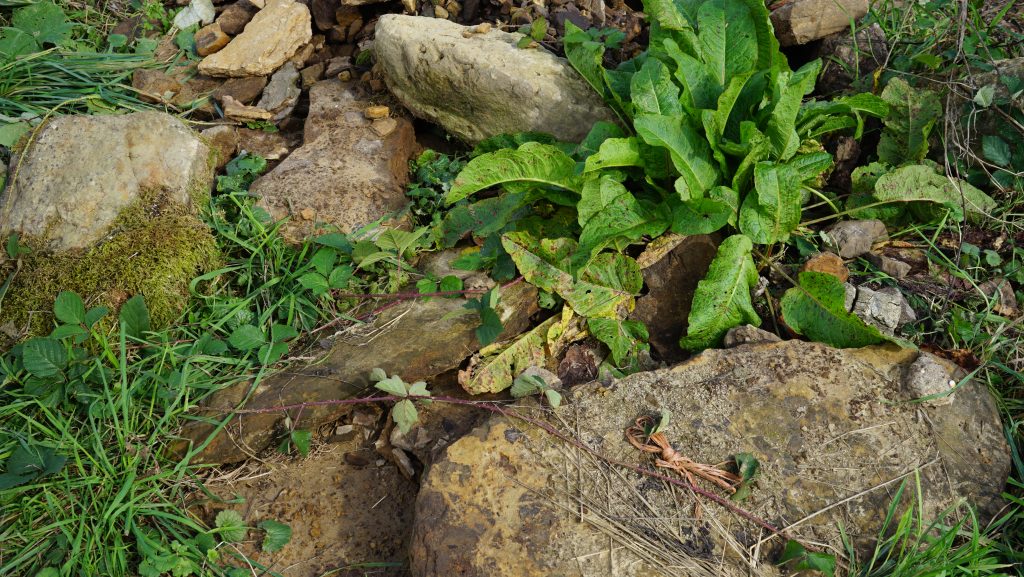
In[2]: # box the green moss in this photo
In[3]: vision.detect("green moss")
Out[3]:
[0,188,220,339]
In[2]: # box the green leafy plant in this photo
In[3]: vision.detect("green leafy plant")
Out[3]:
[370,368,432,433]
[509,372,562,407]
[436,0,891,368]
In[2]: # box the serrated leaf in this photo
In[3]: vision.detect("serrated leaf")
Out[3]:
[84,306,109,327]
[22,338,66,378]
[440,192,527,248]
[680,235,760,351]
[510,373,546,398]
[310,248,337,276]
[739,161,803,244]
[877,77,942,165]
[982,135,1012,167]
[259,520,292,553]
[392,399,419,434]
[290,429,311,457]
[228,325,266,351]
[780,271,886,348]
[215,510,247,543]
[119,295,151,339]
[271,324,299,343]
[407,381,430,397]
[53,291,85,325]
[375,375,408,397]
[587,317,649,366]
[328,265,353,289]
[258,342,289,364]
[369,367,388,382]
[974,83,996,107]
[298,272,330,295]
[0,27,38,60]
[49,324,87,340]
[446,142,581,204]
[475,304,503,346]
[439,275,463,294]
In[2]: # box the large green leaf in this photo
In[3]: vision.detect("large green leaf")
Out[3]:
[630,55,682,116]
[781,271,886,348]
[12,1,73,47]
[440,192,527,247]
[634,113,719,199]
[663,37,719,111]
[577,174,669,261]
[587,317,649,366]
[22,338,67,378]
[502,232,642,318]
[462,315,560,394]
[671,197,732,235]
[870,164,997,222]
[680,234,760,351]
[583,137,643,173]
[738,161,802,244]
[764,60,821,160]
[877,77,942,165]
[446,142,580,204]
[563,21,609,100]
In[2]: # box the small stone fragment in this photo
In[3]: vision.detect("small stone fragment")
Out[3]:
[979,277,1019,317]
[195,22,230,56]
[723,325,782,348]
[826,219,889,259]
[337,69,352,81]
[364,105,389,119]
[131,69,183,104]
[221,95,273,121]
[300,62,325,88]
[236,128,291,160]
[300,207,316,221]
[801,252,849,282]
[325,56,352,77]
[433,4,448,18]
[256,62,301,120]
[371,117,397,137]
[903,353,955,406]
[211,75,268,105]
[845,284,914,334]
[216,1,258,35]
[865,251,912,279]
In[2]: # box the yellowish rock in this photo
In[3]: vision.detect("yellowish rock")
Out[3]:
[198,0,312,77]
[363,105,389,119]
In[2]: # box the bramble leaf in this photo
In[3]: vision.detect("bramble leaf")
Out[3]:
[259,520,292,553]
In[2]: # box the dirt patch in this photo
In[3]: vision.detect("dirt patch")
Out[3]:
[199,439,417,577]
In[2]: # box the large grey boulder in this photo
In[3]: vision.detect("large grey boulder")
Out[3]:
[373,15,618,144]
[1,111,212,252]
[411,341,1009,577]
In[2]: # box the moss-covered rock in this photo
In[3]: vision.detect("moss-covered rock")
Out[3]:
[0,112,219,339]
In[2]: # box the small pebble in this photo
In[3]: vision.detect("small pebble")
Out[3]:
[300,207,315,221]
[364,105,389,119]
[337,70,352,82]
[371,117,398,137]
[433,5,449,18]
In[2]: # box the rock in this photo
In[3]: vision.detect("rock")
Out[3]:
[311,0,340,30]
[200,125,239,168]
[178,280,539,463]
[410,341,1010,576]
[237,128,292,159]
[865,251,912,279]
[845,284,915,334]
[556,343,601,386]
[215,0,258,35]
[1,112,211,252]
[771,0,869,46]
[221,94,273,121]
[519,365,561,389]
[816,23,887,94]
[630,234,718,364]
[195,22,230,56]
[363,105,389,119]
[256,62,301,120]
[371,117,398,137]
[249,80,417,242]
[211,75,268,105]
[826,219,889,259]
[800,251,849,282]
[300,62,325,87]
[131,68,183,103]
[723,324,781,347]
[341,0,388,6]
[374,14,617,144]
[324,55,351,77]
[0,112,217,334]
[979,278,1019,317]
[199,0,312,77]
[904,353,955,406]
[169,74,221,115]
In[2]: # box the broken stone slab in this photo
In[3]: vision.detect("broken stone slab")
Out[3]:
[198,0,311,77]
[0,112,212,252]
[410,341,1009,576]
[826,219,889,259]
[177,281,539,464]
[250,79,417,242]
[373,14,617,144]
[723,324,781,347]
[844,283,916,334]
[771,0,869,46]
[212,75,268,105]
[630,233,718,364]
[256,61,301,120]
